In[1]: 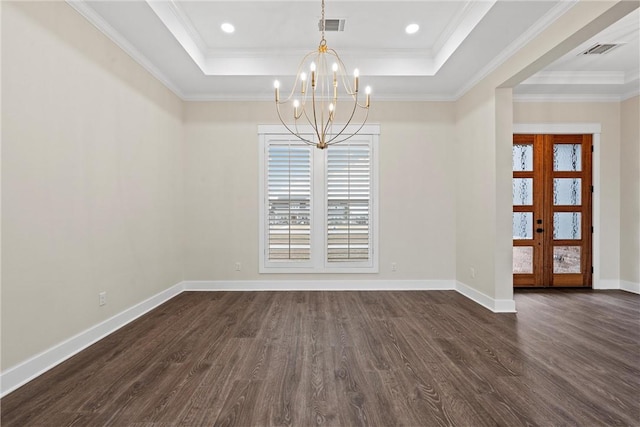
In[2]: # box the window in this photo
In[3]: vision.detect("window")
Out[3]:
[259,125,379,273]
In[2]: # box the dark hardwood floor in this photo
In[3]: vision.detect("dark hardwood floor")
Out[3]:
[2,289,639,426]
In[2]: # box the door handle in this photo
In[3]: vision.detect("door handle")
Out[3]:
[536,228,544,233]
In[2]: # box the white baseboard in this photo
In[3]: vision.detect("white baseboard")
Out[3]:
[183,279,456,292]
[593,279,620,290]
[620,280,640,294]
[184,280,517,312]
[0,282,185,398]
[455,281,517,313]
[591,279,640,294]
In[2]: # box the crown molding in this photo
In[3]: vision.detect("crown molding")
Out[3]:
[66,0,185,99]
[621,88,640,101]
[181,93,457,103]
[513,93,623,103]
[625,68,640,84]
[521,70,625,85]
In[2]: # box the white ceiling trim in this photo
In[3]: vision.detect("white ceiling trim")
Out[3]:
[625,68,640,84]
[182,92,458,102]
[621,88,640,101]
[146,0,494,77]
[521,71,625,85]
[513,93,624,103]
[66,0,185,99]
[454,0,578,99]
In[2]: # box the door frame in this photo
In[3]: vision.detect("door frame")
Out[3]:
[513,123,604,289]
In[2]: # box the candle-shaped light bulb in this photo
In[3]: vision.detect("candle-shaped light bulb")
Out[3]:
[332,63,338,87]
[329,103,335,120]
[300,72,307,94]
[365,86,371,107]
[310,62,316,88]
[274,80,280,102]
[293,99,300,118]
[353,69,360,92]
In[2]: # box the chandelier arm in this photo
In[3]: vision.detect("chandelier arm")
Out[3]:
[298,97,322,147]
[322,114,334,140]
[281,51,318,102]
[310,79,324,145]
[275,102,316,146]
[322,87,335,137]
[324,92,360,144]
[326,109,370,146]
[292,115,318,147]
[330,49,358,97]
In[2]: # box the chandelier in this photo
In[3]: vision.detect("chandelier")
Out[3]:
[273,0,371,150]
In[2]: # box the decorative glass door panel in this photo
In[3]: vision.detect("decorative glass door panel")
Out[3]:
[513,134,592,287]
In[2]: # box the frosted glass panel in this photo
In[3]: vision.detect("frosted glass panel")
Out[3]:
[554,246,581,273]
[554,144,581,171]
[554,178,581,206]
[513,212,533,239]
[513,178,533,205]
[553,212,581,240]
[513,144,533,171]
[513,247,533,274]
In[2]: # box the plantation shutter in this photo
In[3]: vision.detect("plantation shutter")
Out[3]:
[267,141,312,261]
[327,142,371,262]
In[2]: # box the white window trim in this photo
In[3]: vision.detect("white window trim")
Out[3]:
[258,124,380,274]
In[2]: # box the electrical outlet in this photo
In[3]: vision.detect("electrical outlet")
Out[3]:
[235,262,241,271]
[470,267,476,279]
[99,291,107,306]
[391,262,397,272]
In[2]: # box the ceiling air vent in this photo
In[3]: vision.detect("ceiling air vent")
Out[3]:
[581,43,620,55]
[319,19,345,32]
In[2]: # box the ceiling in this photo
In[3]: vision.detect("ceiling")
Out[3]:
[68,0,639,102]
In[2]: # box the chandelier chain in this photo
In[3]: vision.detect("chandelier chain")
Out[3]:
[320,0,326,45]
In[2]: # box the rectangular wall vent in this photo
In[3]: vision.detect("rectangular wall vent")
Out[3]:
[581,43,620,55]
[319,19,345,32]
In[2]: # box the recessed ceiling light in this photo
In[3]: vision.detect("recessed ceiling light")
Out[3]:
[405,23,419,35]
[221,23,235,34]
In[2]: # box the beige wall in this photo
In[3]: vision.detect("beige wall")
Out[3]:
[513,102,622,282]
[620,96,640,284]
[454,90,499,298]
[183,101,457,281]
[1,2,184,370]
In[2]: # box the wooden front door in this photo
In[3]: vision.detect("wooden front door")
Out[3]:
[513,134,593,288]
